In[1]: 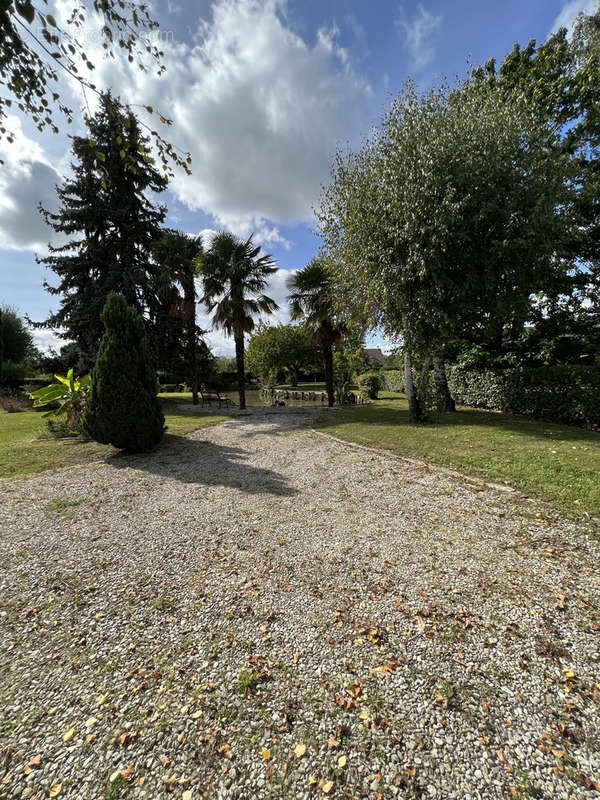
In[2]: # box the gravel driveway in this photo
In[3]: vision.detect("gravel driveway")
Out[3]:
[1,410,599,800]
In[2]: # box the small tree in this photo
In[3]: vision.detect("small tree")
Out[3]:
[83,293,164,452]
[200,232,279,410]
[288,260,344,407]
[246,323,319,386]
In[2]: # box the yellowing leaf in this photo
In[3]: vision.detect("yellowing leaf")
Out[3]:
[192,710,202,719]
[180,705,189,714]
[308,775,317,786]
[97,695,108,706]
[182,792,192,800]
[359,709,369,720]
[24,766,32,776]
[261,748,271,760]
[323,780,334,794]
[110,770,121,783]
[49,785,62,798]
[294,744,306,758]
[63,728,75,743]
[338,755,347,767]
[85,716,98,728]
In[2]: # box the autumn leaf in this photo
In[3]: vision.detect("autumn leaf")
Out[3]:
[49,784,62,798]
[294,743,306,758]
[63,728,75,743]
[261,748,271,760]
[322,779,334,794]
[338,755,347,767]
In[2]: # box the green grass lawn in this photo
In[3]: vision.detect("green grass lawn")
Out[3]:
[317,392,600,520]
[0,401,225,480]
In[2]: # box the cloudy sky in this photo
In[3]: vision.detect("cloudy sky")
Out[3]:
[0,0,596,355]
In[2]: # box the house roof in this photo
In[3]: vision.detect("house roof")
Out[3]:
[363,348,385,365]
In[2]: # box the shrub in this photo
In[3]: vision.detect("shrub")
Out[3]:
[447,365,600,428]
[83,293,164,452]
[0,361,28,388]
[29,370,90,424]
[357,371,382,399]
[44,418,80,438]
[382,369,404,393]
[0,393,30,412]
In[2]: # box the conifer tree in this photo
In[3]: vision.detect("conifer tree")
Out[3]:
[83,293,164,452]
[38,93,167,372]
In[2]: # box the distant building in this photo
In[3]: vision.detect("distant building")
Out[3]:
[362,347,385,366]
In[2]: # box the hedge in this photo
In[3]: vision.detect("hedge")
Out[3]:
[447,365,600,428]
[382,369,405,393]
[357,371,381,399]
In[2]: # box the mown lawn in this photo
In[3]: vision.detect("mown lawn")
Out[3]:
[0,401,225,480]
[316,392,600,520]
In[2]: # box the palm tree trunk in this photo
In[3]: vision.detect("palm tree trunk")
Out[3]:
[182,272,198,405]
[433,345,455,412]
[323,342,334,407]
[234,332,246,410]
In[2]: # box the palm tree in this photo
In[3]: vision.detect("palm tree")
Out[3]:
[201,232,279,409]
[288,259,343,407]
[153,230,203,404]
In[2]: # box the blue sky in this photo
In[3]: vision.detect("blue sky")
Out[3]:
[0,0,595,354]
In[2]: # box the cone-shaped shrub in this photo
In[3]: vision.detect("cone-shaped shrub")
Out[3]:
[83,292,164,451]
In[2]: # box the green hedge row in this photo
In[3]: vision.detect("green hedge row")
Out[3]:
[381,369,405,393]
[447,365,600,428]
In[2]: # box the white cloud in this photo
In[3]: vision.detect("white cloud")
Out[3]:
[0,117,63,252]
[396,3,442,69]
[32,328,65,354]
[551,0,598,34]
[79,0,372,236]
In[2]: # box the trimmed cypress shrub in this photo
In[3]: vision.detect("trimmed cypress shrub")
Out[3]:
[83,293,164,451]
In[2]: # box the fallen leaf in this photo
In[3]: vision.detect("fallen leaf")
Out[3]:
[322,779,334,794]
[49,785,62,797]
[84,716,98,728]
[294,743,306,758]
[261,748,271,760]
[97,695,108,706]
[109,770,121,782]
[182,792,192,800]
[338,755,347,768]
[63,728,75,743]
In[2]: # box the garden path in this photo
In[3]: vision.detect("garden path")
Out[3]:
[1,411,599,799]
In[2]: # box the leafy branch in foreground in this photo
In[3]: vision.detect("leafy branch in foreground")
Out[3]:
[0,0,190,175]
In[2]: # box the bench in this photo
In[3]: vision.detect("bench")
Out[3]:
[200,386,235,409]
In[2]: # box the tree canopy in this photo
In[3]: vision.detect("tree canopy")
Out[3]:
[200,231,278,409]
[0,0,190,175]
[246,323,320,386]
[37,93,167,372]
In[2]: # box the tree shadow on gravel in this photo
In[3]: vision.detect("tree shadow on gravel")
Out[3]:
[109,434,298,495]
